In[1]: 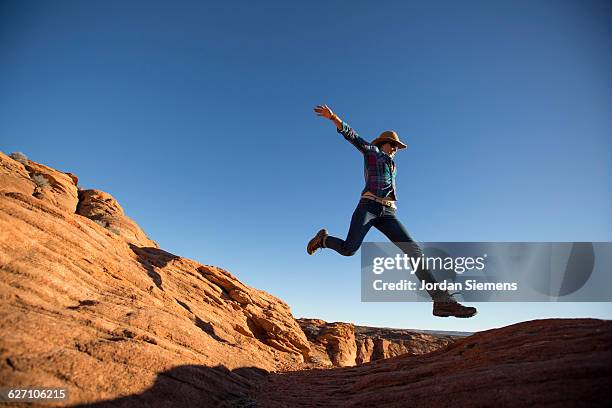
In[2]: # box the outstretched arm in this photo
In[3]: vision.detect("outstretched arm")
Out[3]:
[313,104,374,154]
[314,104,343,130]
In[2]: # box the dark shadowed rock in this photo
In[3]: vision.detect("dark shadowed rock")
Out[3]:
[257,318,612,407]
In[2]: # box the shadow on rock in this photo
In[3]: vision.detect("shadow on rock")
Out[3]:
[129,244,179,290]
[72,364,268,408]
[195,316,230,344]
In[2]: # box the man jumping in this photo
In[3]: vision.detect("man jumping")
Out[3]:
[307,104,477,318]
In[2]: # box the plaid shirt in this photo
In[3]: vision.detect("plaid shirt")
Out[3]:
[337,121,397,200]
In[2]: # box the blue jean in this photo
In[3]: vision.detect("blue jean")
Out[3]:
[324,199,451,302]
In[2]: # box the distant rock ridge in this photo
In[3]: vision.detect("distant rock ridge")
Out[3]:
[298,318,457,367]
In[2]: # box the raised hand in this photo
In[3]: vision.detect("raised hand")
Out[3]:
[314,104,334,120]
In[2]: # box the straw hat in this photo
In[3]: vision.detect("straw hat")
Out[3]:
[371,130,407,149]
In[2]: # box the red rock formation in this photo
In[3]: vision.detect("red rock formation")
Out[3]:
[0,152,310,405]
[299,319,357,367]
[76,189,158,249]
[2,153,611,407]
[7,153,79,213]
[354,325,457,364]
[299,318,458,367]
[256,318,612,407]
[0,153,34,197]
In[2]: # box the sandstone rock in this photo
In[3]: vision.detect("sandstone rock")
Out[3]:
[5,154,608,407]
[199,266,310,359]
[229,289,252,305]
[354,326,457,364]
[66,172,79,186]
[257,318,612,407]
[0,152,35,197]
[1,152,79,212]
[355,337,375,365]
[299,319,357,367]
[0,155,309,406]
[318,322,357,367]
[299,318,458,367]
[27,159,79,213]
[76,189,158,248]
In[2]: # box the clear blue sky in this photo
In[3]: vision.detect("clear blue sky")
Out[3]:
[1,0,611,332]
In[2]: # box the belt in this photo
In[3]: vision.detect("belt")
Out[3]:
[361,194,397,209]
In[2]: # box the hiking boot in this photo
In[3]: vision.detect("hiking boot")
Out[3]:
[433,300,477,318]
[307,229,328,255]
